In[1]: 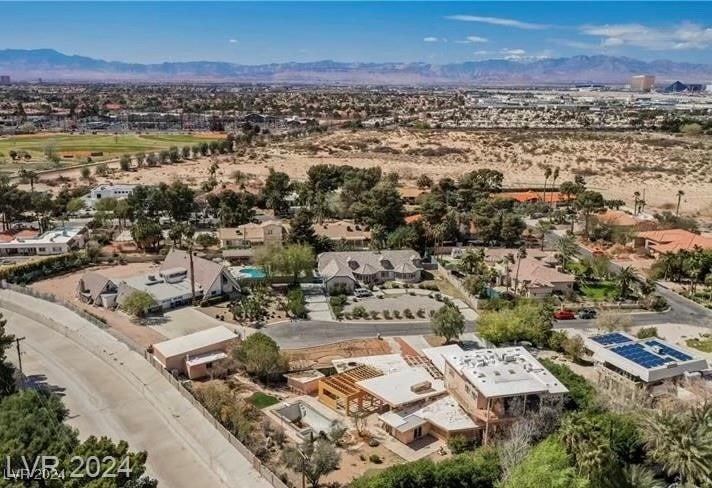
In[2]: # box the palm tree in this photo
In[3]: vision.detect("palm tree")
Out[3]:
[616,266,636,300]
[542,167,552,205]
[556,235,578,269]
[551,167,560,207]
[618,465,665,488]
[18,169,38,192]
[633,191,641,215]
[535,220,552,251]
[513,246,527,295]
[641,404,712,487]
[676,190,685,216]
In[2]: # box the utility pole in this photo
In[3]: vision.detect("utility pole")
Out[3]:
[15,336,26,389]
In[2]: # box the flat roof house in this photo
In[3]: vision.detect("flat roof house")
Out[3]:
[152,326,239,379]
[317,250,423,294]
[82,183,136,208]
[584,332,709,398]
[442,347,568,443]
[0,224,86,257]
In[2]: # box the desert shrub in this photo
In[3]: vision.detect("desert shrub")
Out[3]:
[352,305,367,319]
[368,454,382,464]
[636,326,658,339]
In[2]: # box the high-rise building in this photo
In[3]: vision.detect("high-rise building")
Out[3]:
[0,75,10,85]
[630,75,655,92]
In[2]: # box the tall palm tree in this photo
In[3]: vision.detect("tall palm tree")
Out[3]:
[616,266,636,300]
[542,167,552,205]
[676,190,685,216]
[633,191,641,215]
[641,404,712,487]
[551,167,560,207]
[513,246,527,294]
[535,220,552,251]
[617,465,665,488]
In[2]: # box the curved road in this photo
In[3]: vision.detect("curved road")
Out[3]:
[1,291,271,488]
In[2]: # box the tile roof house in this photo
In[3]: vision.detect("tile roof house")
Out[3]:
[317,250,423,293]
[495,191,573,204]
[218,220,285,248]
[634,229,712,255]
[594,210,657,232]
[491,253,574,298]
[313,220,371,248]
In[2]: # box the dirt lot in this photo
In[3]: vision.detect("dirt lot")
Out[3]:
[30,262,168,348]
[284,338,393,369]
[23,128,712,221]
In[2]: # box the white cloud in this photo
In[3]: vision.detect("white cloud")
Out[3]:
[445,15,547,30]
[423,36,439,43]
[581,22,712,50]
[228,39,238,44]
[455,35,489,44]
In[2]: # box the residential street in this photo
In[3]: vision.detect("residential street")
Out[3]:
[0,290,271,488]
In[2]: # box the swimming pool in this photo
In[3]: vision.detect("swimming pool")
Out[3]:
[238,266,266,279]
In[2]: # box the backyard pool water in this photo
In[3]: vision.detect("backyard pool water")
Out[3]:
[235,266,266,279]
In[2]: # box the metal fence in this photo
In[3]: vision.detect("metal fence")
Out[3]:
[0,282,289,488]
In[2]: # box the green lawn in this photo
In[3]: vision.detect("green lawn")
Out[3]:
[686,337,712,353]
[0,133,224,164]
[579,281,618,301]
[248,391,279,409]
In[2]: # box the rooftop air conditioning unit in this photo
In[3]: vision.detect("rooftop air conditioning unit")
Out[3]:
[410,381,432,393]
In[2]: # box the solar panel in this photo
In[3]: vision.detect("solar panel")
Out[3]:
[592,333,631,346]
[611,344,666,369]
[647,340,692,362]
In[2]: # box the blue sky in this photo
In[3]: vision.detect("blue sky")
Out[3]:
[2,2,712,64]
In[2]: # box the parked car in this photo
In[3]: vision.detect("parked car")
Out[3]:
[578,308,597,319]
[354,288,373,298]
[554,309,576,320]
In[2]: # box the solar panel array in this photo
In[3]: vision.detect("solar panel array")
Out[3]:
[611,344,673,369]
[647,340,693,362]
[591,333,631,346]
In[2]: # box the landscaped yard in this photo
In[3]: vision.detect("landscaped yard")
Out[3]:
[686,336,712,353]
[579,281,618,301]
[248,391,280,409]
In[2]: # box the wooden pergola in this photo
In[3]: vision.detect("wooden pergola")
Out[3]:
[318,365,384,415]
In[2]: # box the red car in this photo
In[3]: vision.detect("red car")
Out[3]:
[554,309,576,320]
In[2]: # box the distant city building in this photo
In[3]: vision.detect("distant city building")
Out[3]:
[630,75,655,92]
[662,81,705,93]
[0,75,10,85]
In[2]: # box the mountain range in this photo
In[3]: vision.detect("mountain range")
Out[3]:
[1,49,712,85]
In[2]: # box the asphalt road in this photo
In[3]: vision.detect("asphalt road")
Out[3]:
[0,291,271,488]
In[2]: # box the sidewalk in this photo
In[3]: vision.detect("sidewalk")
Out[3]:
[0,289,273,488]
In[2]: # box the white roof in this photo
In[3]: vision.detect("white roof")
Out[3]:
[185,351,228,367]
[153,326,236,359]
[356,367,446,407]
[380,395,478,433]
[332,353,410,374]
[422,344,465,374]
[584,332,709,383]
[0,225,84,248]
[444,347,568,398]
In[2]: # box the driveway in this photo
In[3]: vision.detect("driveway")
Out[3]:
[0,289,271,488]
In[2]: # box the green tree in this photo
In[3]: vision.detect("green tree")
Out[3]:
[17,168,39,191]
[262,168,291,215]
[538,359,596,411]
[255,244,314,284]
[615,266,637,300]
[131,218,162,252]
[0,312,16,398]
[194,233,219,250]
[641,403,712,487]
[477,302,553,347]
[282,438,341,488]
[386,225,418,250]
[234,333,287,381]
[503,437,589,488]
[119,153,132,171]
[416,174,433,189]
[575,190,606,237]
[168,146,180,164]
[556,235,578,268]
[121,291,157,318]
[66,197,86,217]
[431,304,465,343]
